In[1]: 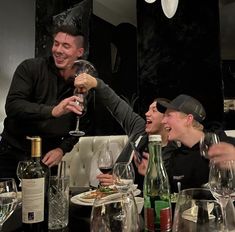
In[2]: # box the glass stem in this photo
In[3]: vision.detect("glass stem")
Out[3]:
[0,223,3,231]
[75,116,80,131]
[220,198,229,232]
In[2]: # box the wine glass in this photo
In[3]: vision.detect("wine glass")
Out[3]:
[208,160,235,231]
[97,142,114,176]
[0,178,18,231]
[200,132,220,159]
[69,59,97,137]
[69,89,87,136]
[172,188,224,232]
[90,193,140,232]
[112,162,135,194]
[16,160,31,188]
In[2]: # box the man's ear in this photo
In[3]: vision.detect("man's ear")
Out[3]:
[77,47,84,58]
[186,114,194,125]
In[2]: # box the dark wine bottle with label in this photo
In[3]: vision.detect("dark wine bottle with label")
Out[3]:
[143,135,172,232]
[21,136,50,232]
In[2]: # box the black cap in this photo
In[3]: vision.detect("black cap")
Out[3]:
[157,94,206,122]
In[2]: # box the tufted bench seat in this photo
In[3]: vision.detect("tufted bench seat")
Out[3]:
[63,135,128,187]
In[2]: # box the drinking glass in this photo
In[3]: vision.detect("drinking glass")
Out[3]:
[208,160,235,231]
[200,132,220,158]
[16,160,31,188]
[0,178,18,231]
[69,59,97,137]
[112,162,135,194]
[69,88,87,136]
[97,141,114,175]
[172,188,224,232]
[90,193,140,232]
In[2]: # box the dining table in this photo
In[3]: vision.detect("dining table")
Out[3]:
[3,186,146,232]
[2,187,92,232]
[1,188,204,232]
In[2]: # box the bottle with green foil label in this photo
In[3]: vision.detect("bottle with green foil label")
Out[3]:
[143,135,172,232]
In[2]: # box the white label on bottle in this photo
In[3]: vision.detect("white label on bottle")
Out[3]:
[22,178,45,223]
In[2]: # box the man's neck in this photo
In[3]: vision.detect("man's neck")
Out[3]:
[181,129,204,148]
[159,129,168,147]
[59,69,75,80]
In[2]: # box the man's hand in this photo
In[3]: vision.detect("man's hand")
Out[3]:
[96,173,114,186]
[208,142,235,164]
[134,152,149,176]
[52,95,83,117]
[42,148,64,167]
[74,73,97,92]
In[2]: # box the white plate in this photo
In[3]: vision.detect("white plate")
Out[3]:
[71,188,141,206]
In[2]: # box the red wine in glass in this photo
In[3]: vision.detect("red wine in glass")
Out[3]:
[99,166,113,174]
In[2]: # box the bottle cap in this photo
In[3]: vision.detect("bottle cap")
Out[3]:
[149,134,162,142]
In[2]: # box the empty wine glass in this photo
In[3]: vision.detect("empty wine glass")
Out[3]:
[113,162,135,194]
[69,59,97,137]
[16,160,31,188]
[208,160,235,231]
[69,88,87,136]
[172,188,224,232]
[0,178,18,231]
[90,193,140,232]
[200,132,220,159]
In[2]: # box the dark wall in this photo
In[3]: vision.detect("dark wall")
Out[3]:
[35,0,138,135]
[137,0,224,127]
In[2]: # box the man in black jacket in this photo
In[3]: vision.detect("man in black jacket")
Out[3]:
[0,25,84,180]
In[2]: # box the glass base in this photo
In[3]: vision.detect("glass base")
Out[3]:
[69,130,85,136]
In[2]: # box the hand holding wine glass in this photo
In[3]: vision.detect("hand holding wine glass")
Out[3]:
[97,143,114,175]
[0,178,18,231]
[69,59,97,137]
[200,132,220,159]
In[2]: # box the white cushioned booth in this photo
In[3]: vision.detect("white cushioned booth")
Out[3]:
[63,135,128,187]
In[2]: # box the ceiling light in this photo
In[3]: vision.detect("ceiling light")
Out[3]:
[161,0,179,18]
[144,0,157,3]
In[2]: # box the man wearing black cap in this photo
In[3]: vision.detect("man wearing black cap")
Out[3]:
[157,94,210,192]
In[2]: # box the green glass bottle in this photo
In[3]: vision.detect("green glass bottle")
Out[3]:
[143,135,172,232]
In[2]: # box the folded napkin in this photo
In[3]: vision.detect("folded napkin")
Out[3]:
[182,202,215,223]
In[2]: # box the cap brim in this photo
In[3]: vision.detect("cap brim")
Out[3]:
[157,100,178,113]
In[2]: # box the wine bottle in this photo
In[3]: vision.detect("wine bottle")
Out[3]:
[21,136,50,232]
[143,135,172,232]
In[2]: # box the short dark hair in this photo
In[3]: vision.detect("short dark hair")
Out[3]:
[53,24,85,48]
[53,24,84,37]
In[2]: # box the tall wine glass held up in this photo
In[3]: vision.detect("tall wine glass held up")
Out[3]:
[69,59,97,137]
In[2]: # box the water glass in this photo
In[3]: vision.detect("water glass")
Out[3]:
[90,192,140,232]
[48,175,70,230]
[172,188,224,232]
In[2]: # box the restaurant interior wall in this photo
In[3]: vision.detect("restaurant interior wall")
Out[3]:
[137,0,224,129]
[0,0,35,133]
[35,0,137,135]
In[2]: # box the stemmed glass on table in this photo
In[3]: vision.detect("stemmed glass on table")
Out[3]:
[200,132,235,231]
[0,178,18,231]
[90,162,140,232]
[112,162,135,194]
[172,188,224,232]
[69,59,97,137]
[16,160,31,189]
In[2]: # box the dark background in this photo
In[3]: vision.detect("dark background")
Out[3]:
[36,0,235,135]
